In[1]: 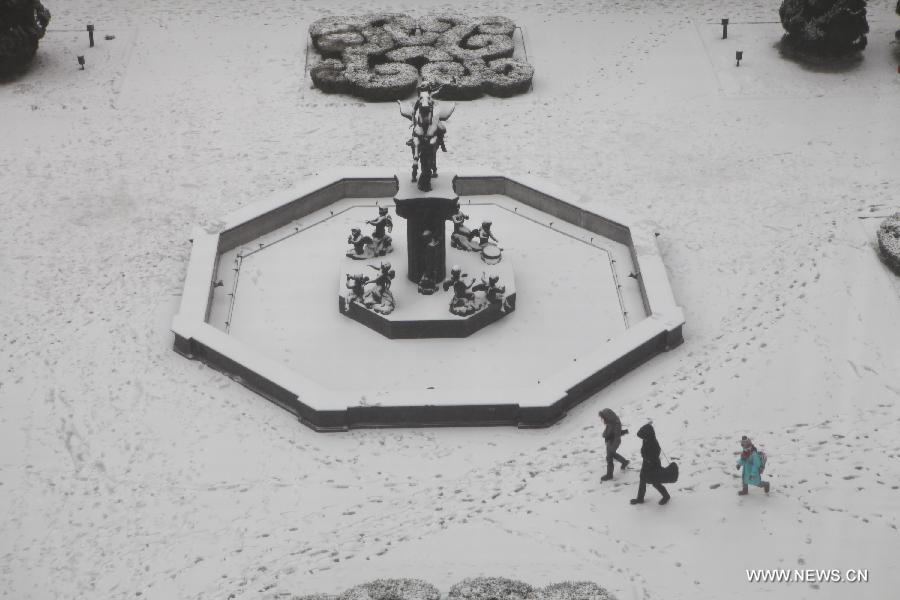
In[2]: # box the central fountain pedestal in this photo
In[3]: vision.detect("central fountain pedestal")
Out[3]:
[337,174,517,339]
[393,173,459,285]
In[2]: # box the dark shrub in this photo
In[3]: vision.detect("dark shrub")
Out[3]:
[877,213,900,275]
[0,0,51,78]
[779,0,869,58]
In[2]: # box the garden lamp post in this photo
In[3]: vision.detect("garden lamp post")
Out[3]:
[721,18,729,39]
[87,24,94,47]
[736,50,743,67]
[77,55,85,70]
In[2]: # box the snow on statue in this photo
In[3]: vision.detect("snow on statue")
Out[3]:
[398,81,455,192]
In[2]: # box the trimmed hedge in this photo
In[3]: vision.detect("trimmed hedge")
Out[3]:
[418,14,472,33]
[482,58,535,97]
[338,579,440,600]
[439,31,514,62]
[448,577,533,600]
[384,16,440,47]
[474,16,516,36]
[529,581,616,600]
[345,60,419,102]
[309,58,351,94]
[315,31,365,56]
[297,579,619,600]
[308,13,533,100]
[877,213,900,275]
[420,60,486,99]
[386,45,453,67]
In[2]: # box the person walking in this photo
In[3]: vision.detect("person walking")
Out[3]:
[599,408,629,481]
[630,423,671,505]
[736,435,770,495]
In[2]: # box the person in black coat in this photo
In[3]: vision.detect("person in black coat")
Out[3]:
[630,423,671,505]
[599,408,629,481]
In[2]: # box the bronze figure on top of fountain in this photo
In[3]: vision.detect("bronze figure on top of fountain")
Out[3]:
[398,82,455,192]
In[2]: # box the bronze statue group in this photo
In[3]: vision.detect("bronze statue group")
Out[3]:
[346,206,394,261]
[344,261,396,315]
[599,409,771,505]
[345,204,510,317]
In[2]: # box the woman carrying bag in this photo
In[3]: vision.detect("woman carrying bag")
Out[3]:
[630,423,676,505]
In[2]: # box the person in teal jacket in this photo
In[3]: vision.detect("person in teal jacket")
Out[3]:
[736,435,770,495]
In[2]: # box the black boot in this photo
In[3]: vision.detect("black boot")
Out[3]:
[655,483,670,505]
[631,479,647,504]
[601,461,614,481]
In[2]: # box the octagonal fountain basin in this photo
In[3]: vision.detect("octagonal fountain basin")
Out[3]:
[171,167,684,431]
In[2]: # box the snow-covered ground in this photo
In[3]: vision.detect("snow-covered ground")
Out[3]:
[2,1,899,599]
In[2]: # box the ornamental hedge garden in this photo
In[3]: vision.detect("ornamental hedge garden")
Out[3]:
[308,14,535,101]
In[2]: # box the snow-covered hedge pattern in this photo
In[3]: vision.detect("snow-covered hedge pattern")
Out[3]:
[877,213,900,275]
[295,579,618,600]
[308,14,533,100]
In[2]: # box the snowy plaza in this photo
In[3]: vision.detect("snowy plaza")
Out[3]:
[2,1,900,599]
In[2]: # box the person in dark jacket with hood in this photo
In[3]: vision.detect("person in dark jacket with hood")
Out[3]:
[599,408,629,481]
[630,423,671,505]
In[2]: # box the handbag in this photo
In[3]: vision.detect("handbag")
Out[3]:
[659,461,679,484]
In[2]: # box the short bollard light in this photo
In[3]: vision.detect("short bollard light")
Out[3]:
[77,55,85,70]
[736,50,743,67]
[721,18,729,39]
[87,23,95,47]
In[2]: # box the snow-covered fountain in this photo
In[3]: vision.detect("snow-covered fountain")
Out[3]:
[171,89,685,431]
